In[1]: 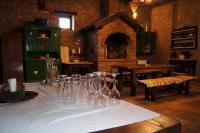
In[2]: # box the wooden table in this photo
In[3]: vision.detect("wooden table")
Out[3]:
[111,64,177,96]
[62,61,94,76]
[94,115,181,133]
[169,59,197,76]
[0,83,181,133]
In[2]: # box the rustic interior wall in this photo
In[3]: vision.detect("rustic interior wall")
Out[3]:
[176,0,200,76]
[150,3,173,64]
[1,0,199,75]
[136,5,151,31]
[109,0,132,16]
[150,0,200,76]
[0,0,100,48]
[0,0,132,59]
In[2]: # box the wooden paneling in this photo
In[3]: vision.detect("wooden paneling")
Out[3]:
[1,32,24,84]
[0,38,3,83]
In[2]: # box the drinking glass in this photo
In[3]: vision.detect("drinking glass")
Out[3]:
[56,75,68,105]
[86,73,97,106]
[71,74,81,80]
[79,75,89,101]
[62,76,76,105]
[46,58,59,86]
[71,78,80,104]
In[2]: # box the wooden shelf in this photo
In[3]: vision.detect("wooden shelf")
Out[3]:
[172,28,196,33]
[171,36,196,41]
[171,26,198,49]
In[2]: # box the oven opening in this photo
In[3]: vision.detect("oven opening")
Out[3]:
[105,33,130,59]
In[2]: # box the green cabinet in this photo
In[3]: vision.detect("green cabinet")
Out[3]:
[25,61,46,81]
[24,24,61,81]
[136,32,156,56]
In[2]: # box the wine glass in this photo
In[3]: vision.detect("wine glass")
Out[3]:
[101,72,111,96]
[93,72,107,107]
[109,73,120,106]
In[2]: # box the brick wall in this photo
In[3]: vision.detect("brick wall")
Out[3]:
[97,18,137,71]
[0,0,100,48]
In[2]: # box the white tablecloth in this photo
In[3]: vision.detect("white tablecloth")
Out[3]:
[0,83,160,133]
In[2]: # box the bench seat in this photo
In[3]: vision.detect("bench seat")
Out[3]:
[137,75,197,101]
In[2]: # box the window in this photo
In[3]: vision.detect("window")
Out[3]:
[59,15,74,30]
[55,10,76,30]
[59,17,70,29]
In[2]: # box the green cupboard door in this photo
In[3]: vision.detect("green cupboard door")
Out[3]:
[24,27,37,51]
[25,61,46,81]
[136,32,156,56]
[51,27,61,52]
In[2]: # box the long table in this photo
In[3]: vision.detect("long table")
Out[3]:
[0,83,181,133]
[62,61,94,76]
[111,64,177,96]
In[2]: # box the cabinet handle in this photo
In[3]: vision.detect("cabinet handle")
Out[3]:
[33,70,39,75]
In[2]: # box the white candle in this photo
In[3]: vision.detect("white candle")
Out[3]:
[145,25,148,32]
[78,47,81,54]
[72,48,76,54]
[8,78,17,92]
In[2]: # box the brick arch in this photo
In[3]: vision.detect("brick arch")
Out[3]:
[104,32,131,59]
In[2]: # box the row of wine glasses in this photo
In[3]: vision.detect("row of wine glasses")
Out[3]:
[91,71,120,107]
[51,71,121,107]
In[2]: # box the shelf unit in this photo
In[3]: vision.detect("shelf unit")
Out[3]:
[171,26,198,49]
[24,24,61,81]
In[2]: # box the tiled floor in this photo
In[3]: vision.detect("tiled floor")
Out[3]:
[121,81,200,133]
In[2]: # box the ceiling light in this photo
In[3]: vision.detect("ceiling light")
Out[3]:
[129,0,152,19]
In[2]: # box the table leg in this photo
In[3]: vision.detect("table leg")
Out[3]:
[145,86,150,99]
[150,87,156,101]
[176,84,183,94]
[130,70,136,96]
[68,65,73,76]
[184,81,190,95]
[117,68,123,92]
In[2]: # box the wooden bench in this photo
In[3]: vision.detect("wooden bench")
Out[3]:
[137,75,197,101]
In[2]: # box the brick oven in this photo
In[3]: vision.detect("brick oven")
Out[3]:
[105,32,129,59]
[79,12,143,71]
